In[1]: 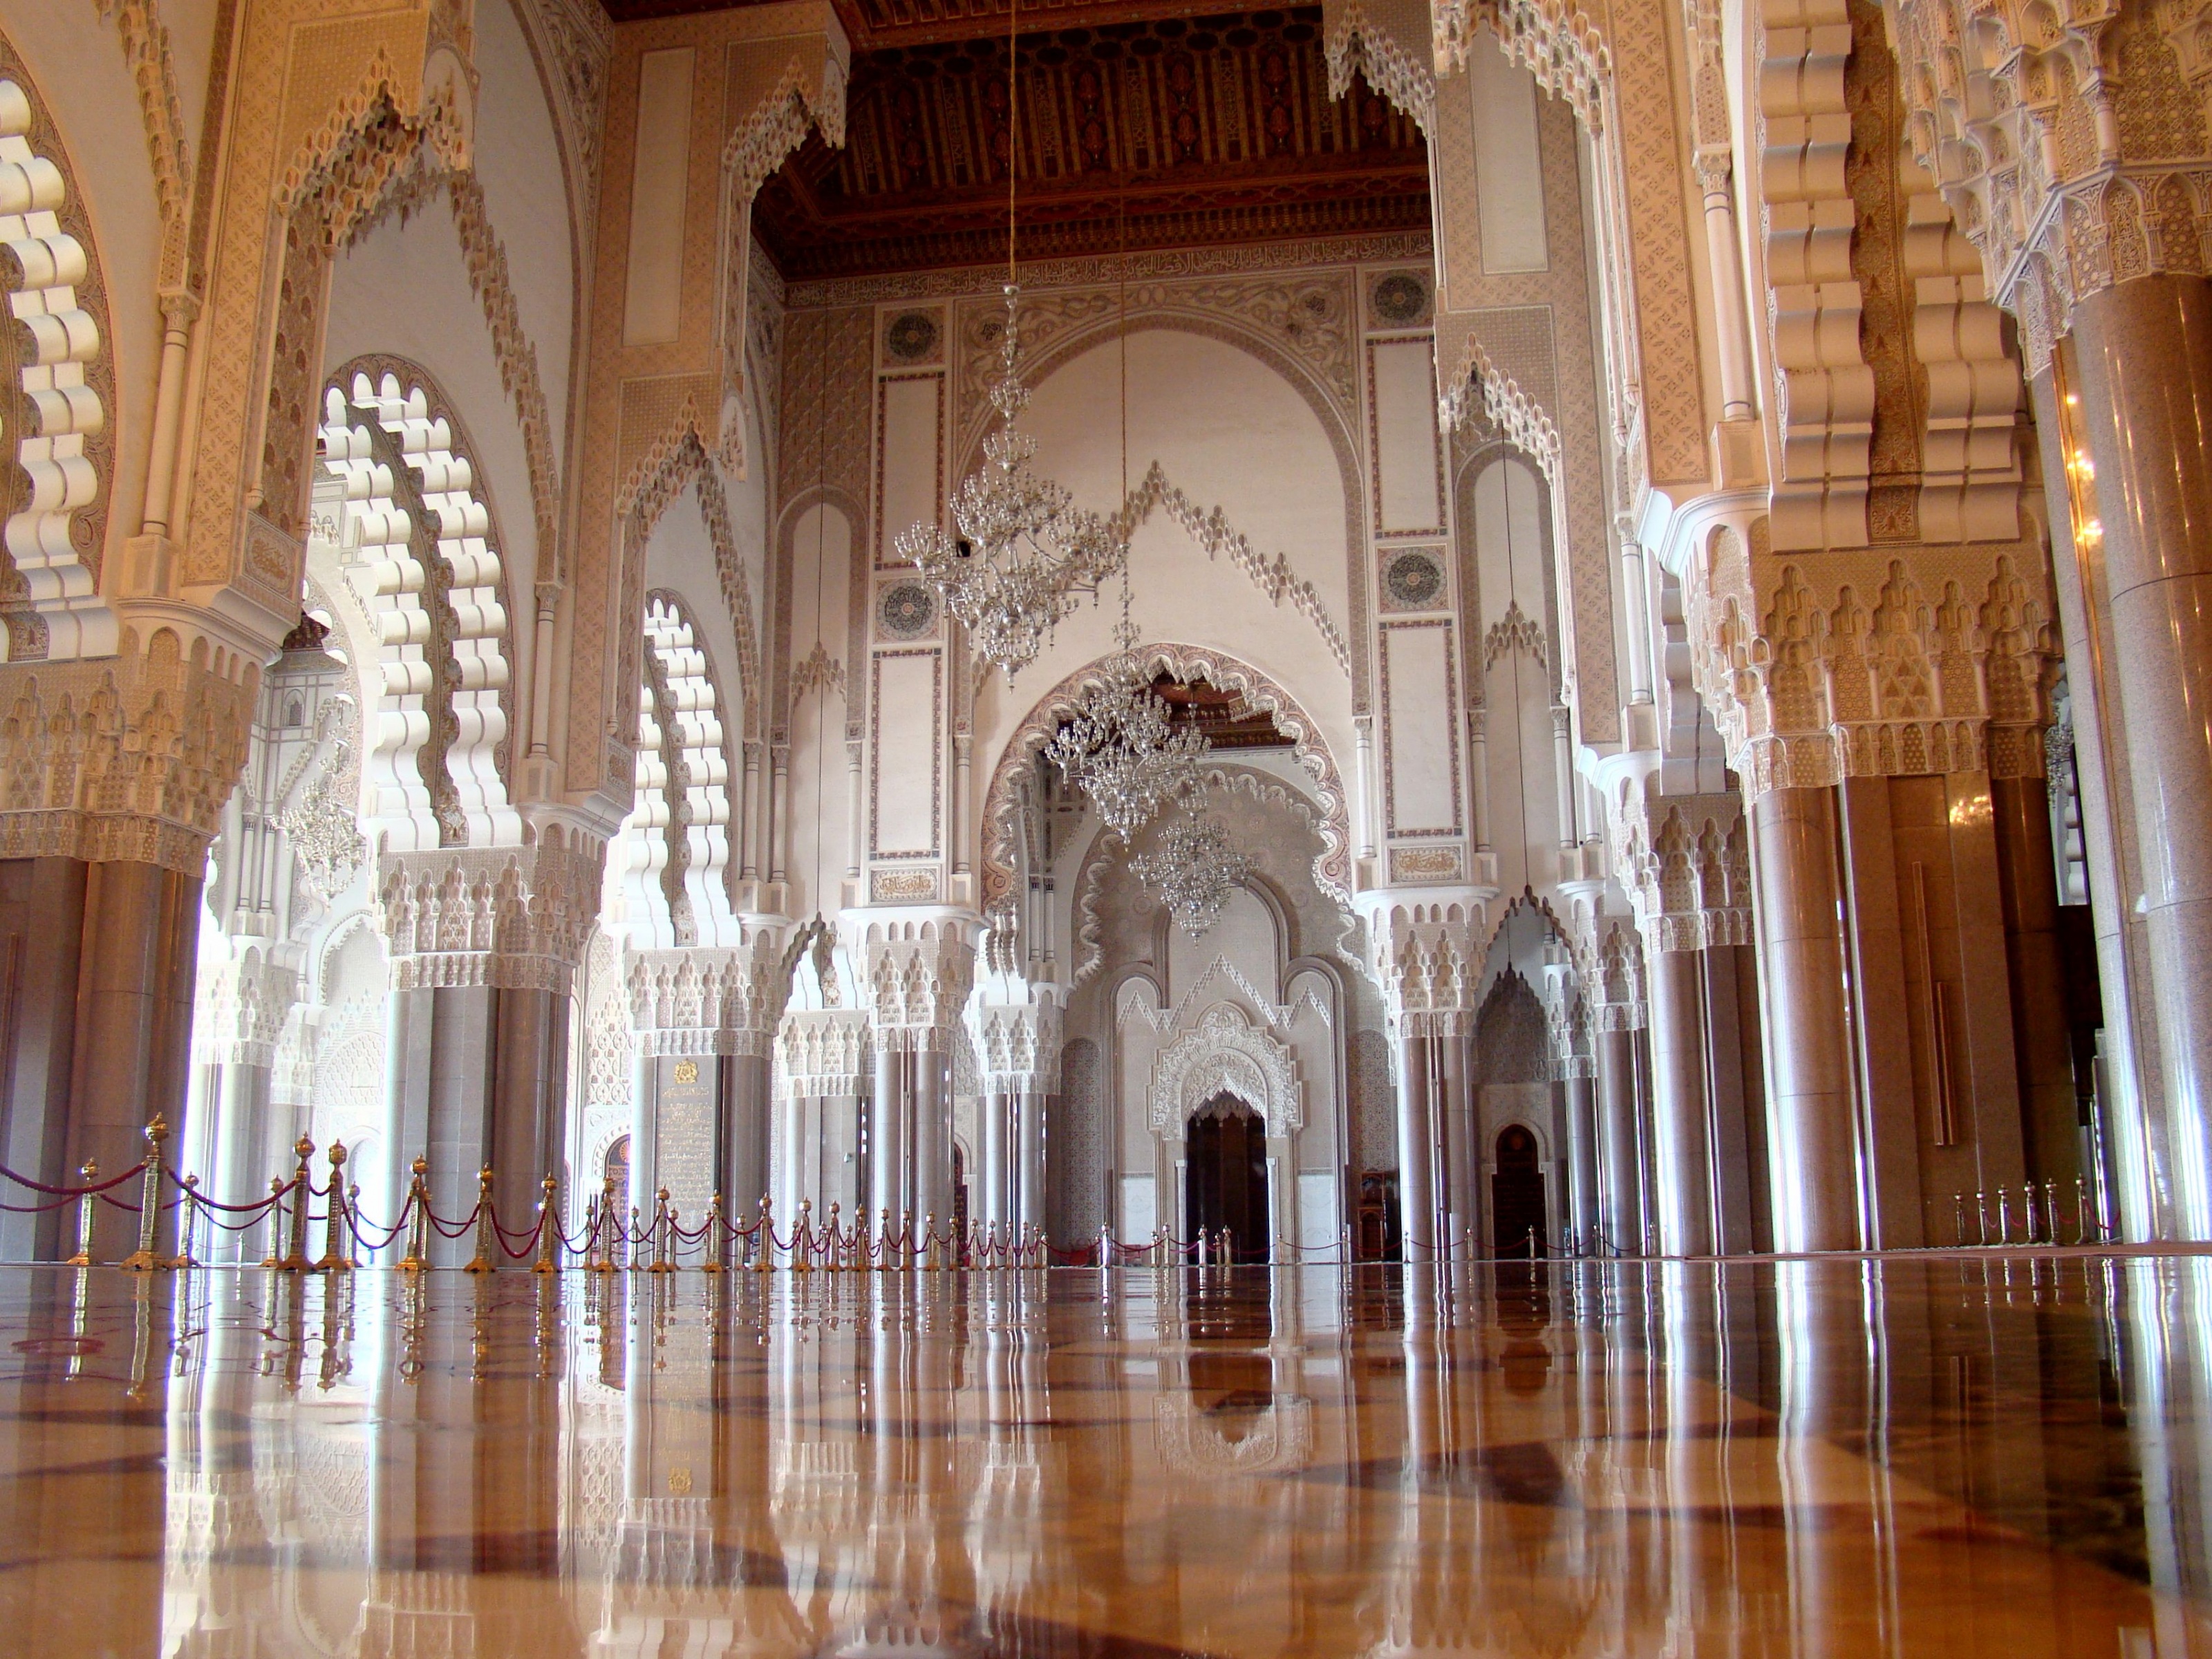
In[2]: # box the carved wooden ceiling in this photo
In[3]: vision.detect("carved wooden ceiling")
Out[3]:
[738,7,1428,280]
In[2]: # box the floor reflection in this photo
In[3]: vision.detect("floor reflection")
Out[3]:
[0,1258,2206,1656]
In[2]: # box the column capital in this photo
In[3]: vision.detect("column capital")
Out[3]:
[376,836,608,994]
[1609,785,1755,954]
[0,637,256,876]
[624,932,790,1058]
[1894,0,2212,371]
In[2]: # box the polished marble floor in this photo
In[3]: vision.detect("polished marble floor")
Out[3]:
[0,1257,2207,1656]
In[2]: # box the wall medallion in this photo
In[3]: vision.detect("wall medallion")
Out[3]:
[1381,548,1445,612]
[884,310,943,365]
[1369,271,1432,329]
[879,581,937,639]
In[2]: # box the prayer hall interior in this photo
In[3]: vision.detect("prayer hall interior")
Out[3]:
[0,0,2211,1649]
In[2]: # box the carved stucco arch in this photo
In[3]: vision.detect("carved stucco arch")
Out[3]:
[769,481,866,744]
[321,353,518,852]
[958,311,1371,708]
[980,642,1354,928]
[615,421,764,749]
[0,50,121,664]
[1150,1002,1304,1137]
[1455,439,1566,705]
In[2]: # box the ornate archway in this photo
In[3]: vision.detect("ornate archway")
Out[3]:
[979,644,1353,933]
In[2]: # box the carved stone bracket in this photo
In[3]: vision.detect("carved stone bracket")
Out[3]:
[0,628,256,875]
[1893,0,2212,373]
[1609,787,1754,954]
[854,909,977,1044]
[376,834,606,993]
[625,933,789,1058]
[967,980,1063,1094]
[776,1006,868,1099]
[1684,522,2061,798]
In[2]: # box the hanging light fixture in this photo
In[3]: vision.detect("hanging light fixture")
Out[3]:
[894,0,1127,682]
[1132,802,1252,939]
[1042,622,1209,841]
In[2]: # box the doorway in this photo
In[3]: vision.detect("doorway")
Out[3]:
[1185,1095,1270,1263]
[1491,1124,1547,1257]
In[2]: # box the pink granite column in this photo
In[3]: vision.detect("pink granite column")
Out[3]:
[1751,786,1862,1251]
[2069,272,2212,1236]
[1647,943,1714,1257]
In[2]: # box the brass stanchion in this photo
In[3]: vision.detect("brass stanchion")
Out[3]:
[826,1201,842,1273]
[315,1142,354,1271]
[534,1172,560,1273]
[121,1114,172,1271]
[648,1187,673,1272]
[625,1206,643,1272]
[792,1199,812,1273]
[64,1159,97,1266]
[279,1137,315,1270]
[702,1192,724,1273]
[925,1212,941,1271]
[261,1175,285,1268]
[176,1174,200,1268]
[592,1174,618,1273]
[397,1156,431,1271]
[753,1197,774,1272]
[465,1165,496,1272]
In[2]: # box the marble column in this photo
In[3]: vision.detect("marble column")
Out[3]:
[1751,786,1861,1251]
[912,1040,949,1241]
[491,987,568,1232]
[2030,367,2159,1237]
[1595,1024,1645,1255]
[65,861,200,1261]
[723,1051,773,1216]
[1562,1071,1599,1249]
[1015,1085,1047,1236]
[1393,1029,1436,1262]
[1991,774,2085,1194]
[1437,1027,1475,1258]
[2068,272,2212,1236]
[1646,944,1714,1257]
[0,856,88,1262]
[980,1086,1011,1236]
[870,1042,906,1225]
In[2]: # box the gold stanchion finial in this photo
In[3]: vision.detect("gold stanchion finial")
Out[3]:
[66,1158,97,1266]
[465,1165,496,1272]
[397,1156,431,1271]
[315,1142,353,1271]
[534,1172,560,1273]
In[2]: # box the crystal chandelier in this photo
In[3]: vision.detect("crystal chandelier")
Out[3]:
[1132,803,1252,939]
[895,287,1127,681]
[1042,624,1210,841]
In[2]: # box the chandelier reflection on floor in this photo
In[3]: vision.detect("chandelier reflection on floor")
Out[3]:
[1132,803,1252,939]
[896,287,1127,682]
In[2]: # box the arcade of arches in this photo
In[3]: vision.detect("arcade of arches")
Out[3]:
[3,0,2212,1647]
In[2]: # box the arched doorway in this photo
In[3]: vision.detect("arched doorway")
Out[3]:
[1186,1095,1269,1263]
[1492,1125,1546,1257]
[604,1135,630,1203]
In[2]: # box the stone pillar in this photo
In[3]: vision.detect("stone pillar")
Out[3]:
[375,838,603,1265]
[1561,1070,1599,1248]
[859,912,978,1239]
[772,1007,867,1224]
[870,1040,907,1223]
[2068,274,2212,1235]
[1751,786,1860,1253]
[0,837,213,1264]
[1646,943,1714,1257]
[1393,1027,1437,1262]
[1595,1020,1646,1255]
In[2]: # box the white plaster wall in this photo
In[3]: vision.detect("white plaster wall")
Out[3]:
[3,3,167,573]
[327,196,542,728]
[643,477,747,740]
[785,500,854,921]
[970,328,1356,826]
[473,0,576,460]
